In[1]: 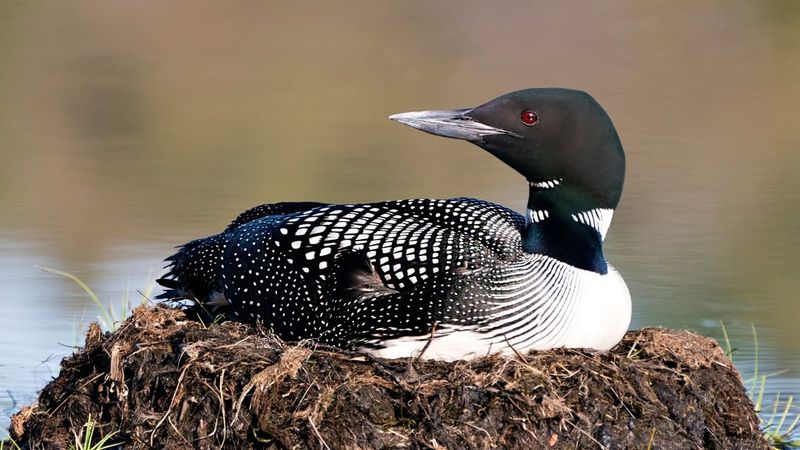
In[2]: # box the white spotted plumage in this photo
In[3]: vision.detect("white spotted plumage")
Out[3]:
[159,197,629,359]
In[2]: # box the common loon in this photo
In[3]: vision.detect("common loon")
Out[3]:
[157,88,631,360]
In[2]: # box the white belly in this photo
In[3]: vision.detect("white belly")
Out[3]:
[365,261,631,361]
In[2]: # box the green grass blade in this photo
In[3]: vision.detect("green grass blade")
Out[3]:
[0,433,22,450]
[95,431,119,450]
[724,323,799,445]
[71,415,120,450]
[784,408,800,436]
[114,276,131,330]
[140,268,156,303]
[767,392,781,428]
[81,416,91,449]
[36,266,114,329]
[755,375,767,412]
[720,320,733,361]
[775,395,793,434]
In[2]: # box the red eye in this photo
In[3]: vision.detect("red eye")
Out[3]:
[520,110,539,126]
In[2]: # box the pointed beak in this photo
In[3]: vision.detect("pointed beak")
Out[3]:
[389,108,520,142]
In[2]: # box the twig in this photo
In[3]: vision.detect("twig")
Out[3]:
[415,321,439,361]
[219,369,228,448]
[566,419,607,450]
[503,335,529,364]
[168,415,192,446]
[460,421,494,440]
[609,387,635,419]
[49,373,105,416]
[150,364,190,446]
[293,379,318,415]
[217,336,252,350]
[137,289,155,305]
[308,417,331,450]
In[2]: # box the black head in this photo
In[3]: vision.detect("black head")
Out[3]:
[390,88,625,210]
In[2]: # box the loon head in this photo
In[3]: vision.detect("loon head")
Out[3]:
[389,88,625,212]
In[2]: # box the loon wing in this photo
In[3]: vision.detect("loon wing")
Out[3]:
[378,197,527,259]
[225,201,328,231]
[157,198,527,348]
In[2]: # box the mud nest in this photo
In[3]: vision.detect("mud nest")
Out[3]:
[9,305,765,449]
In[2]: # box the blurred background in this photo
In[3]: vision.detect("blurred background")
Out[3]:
[1,0,799,436]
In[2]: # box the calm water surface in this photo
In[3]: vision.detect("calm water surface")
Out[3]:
[1,1,799,437]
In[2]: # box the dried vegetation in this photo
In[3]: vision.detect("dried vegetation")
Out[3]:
[9,306,767,449]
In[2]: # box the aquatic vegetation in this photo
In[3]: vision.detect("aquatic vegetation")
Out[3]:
[0,434,21,450]
[70,416,118,450]
[721,322,800,449]
[36,266,155,332]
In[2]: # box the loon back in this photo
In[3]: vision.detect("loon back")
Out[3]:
[158,88,631,359]
[159,199,526,338]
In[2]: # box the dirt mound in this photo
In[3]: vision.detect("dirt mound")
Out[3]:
[9,305,766,449]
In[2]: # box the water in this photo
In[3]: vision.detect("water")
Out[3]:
[1,1,799,439]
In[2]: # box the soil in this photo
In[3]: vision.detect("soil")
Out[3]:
[8,305,766,449]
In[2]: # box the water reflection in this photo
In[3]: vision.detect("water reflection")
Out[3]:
[1,0,799,436]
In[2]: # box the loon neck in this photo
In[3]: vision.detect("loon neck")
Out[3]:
[522,181,613,274]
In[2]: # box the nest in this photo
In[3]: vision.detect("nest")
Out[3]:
[9,305,766,449]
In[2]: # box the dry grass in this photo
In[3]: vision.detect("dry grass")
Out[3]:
[10,305,768,449]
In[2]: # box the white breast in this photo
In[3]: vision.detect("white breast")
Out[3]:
[365,256,631,361]
[555,264,631,350]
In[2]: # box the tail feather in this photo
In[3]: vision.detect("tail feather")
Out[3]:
[156,237,221,301]
[158,202,324,303]
[155,277,185,300]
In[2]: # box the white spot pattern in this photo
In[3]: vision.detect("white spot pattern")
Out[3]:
[160,198,628,358]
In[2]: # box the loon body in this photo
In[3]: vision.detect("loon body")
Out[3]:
[158,88,631,360]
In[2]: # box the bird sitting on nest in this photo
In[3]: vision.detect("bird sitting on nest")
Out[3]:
[157,88,631,360]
